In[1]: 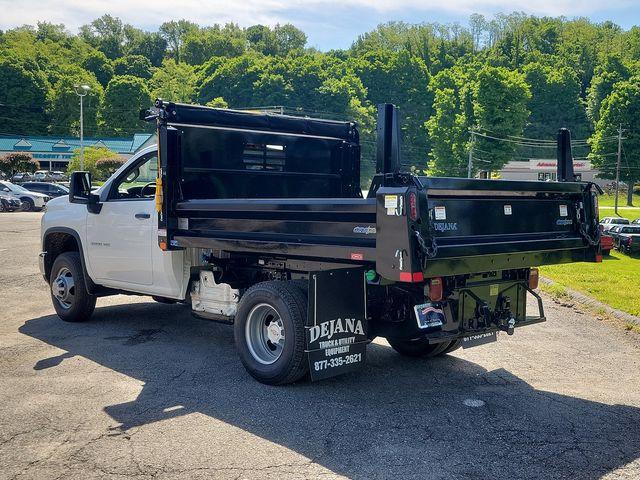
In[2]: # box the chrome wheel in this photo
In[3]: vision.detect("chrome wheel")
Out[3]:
[245,303,285,365]
[52,267,75,310]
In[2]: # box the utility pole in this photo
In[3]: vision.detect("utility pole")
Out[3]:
[615,124,623,215]
[467,130,475,178]
[74,84,90,171]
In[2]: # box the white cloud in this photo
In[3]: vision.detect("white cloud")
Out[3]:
[0,0,634,48]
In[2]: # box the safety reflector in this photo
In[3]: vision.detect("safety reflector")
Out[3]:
[408,192,418,221]
[429,277,443,301]
[528,268,539,290]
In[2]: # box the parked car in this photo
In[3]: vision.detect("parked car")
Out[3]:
[0,181,50,211]
[33,170,50,181]
[608,225,624,244]
[0,192,21,212]
[11,172,32,182]
[600,234,614,256]
[615,226,640,254]
[599,217,630,232]
[21,182,69,198]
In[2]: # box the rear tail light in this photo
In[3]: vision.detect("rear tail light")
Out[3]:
[428,277,443,301]
[408,192,418,221]
[528,268,539,290]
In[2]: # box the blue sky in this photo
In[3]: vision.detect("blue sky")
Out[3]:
[1,0,638,50]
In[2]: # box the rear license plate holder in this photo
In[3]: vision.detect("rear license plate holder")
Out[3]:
[413,303,444,329]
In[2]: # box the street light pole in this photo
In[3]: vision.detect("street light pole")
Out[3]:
[74,85,90,171]
[467,130,475,178]
[614,124,623,216]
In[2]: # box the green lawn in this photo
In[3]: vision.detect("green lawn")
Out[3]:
[541,250,640,316]
[598,192,639,207]
[599,207,638,222]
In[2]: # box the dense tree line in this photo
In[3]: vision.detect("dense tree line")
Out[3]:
[0,13,639,200]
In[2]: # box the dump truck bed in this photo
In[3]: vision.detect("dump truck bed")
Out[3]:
[148,100,599,279]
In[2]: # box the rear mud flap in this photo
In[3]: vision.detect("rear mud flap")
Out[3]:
[306,268,368,381]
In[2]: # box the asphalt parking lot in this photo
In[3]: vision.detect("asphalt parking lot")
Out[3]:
[1,212,640,480]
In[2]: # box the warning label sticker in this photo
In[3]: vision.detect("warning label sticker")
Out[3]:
[559,204,568,217]
[434,206,447,220]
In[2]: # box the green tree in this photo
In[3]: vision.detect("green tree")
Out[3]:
[182,26,246,65]
[472,66,531,172]
[0,57,50,135]
[113,55,153,79]
[205,97,228,108]
[128,31,167,66]
[273,24,307,54]
[99,75,152,135]
[66,146,118,177]
[79,15,125,59]
[426,87,471,177]
[523,62,590,150]
[82,51,113,86]
[95,156,126,180]
[586,55,631,126]
[49,71,103,135]
[159,20,198,62]
[150,59,197,102]
[351,50,432,165]
[0,152,39,178]
[590,79,640,206]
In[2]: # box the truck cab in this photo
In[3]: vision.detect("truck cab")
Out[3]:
[41,145,189,302]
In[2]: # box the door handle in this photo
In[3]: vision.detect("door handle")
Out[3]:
[135,213,151,219]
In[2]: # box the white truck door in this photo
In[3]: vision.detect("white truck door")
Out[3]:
[86,153,158,286]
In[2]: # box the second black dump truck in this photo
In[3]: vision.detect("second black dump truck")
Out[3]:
[49,100,601,385]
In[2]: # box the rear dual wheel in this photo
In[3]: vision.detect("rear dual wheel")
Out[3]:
[387,337,461,358]
[234,281,309,385]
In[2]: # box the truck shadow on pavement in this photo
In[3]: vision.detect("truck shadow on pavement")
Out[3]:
[20,301,640,480]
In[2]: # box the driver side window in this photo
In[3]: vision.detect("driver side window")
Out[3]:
[109,154,158,200]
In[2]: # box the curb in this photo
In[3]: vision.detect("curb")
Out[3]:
[540,276,640,326]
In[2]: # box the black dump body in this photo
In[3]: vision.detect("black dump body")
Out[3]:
[148,100,600,279]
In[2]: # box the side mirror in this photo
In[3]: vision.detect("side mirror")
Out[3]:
[69,171,91,203]
[69,171,101,213]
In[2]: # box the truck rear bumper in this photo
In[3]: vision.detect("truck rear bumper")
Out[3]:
[422,314,546,346]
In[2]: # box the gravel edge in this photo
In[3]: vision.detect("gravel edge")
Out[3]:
[540,276,640,326]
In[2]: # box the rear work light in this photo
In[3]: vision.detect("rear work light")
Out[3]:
[528,268,539,290]
[408,191,418,221]
[428,277,443,301]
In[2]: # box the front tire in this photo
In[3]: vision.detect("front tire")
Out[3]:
[20,197,34,212]
[234,281,309,385]
[387,337,451,357]
[50,252,96,322]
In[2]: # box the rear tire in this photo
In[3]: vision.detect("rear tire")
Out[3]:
[440,339,462,355]
[20,197,34,212]
[234,281,309,385]
[152,295,177,304]
[387,337,450,357]
[50,252,96,322]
